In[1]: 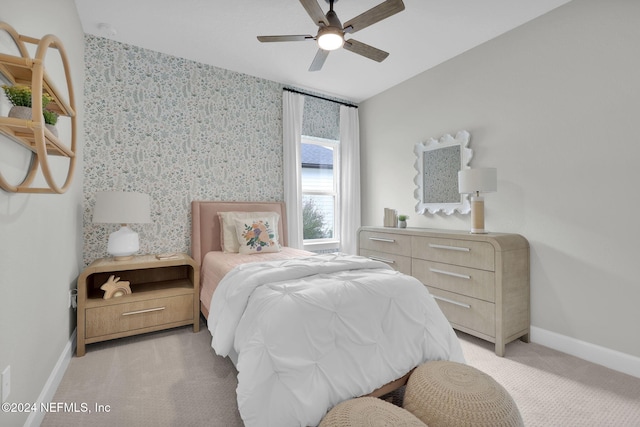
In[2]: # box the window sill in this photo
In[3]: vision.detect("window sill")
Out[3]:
[303,240,339,253]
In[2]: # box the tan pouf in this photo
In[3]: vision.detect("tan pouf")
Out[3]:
[403,361,524,427]
[320,396,427,427]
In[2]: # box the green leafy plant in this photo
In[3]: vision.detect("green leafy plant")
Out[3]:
[2,84,53,108]
[398,215,409,221]
[42,109,58,126]
[2,84,59,125]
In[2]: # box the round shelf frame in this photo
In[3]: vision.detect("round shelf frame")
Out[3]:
[0,21,76,194]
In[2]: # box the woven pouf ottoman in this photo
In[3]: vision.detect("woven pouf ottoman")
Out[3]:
[319,396,427,427]
[403,361,524,427]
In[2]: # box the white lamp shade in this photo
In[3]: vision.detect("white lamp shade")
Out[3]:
[458,168,498,194]
[93,191,151,224]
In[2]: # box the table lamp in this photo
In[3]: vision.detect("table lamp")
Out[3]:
[458,168,497,234]
[93,191,151,260]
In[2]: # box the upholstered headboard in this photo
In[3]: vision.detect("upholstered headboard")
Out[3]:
[191,201,288,266]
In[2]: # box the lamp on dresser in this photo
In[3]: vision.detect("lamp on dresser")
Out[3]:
[93,191,151,260]
[458,168,497,234]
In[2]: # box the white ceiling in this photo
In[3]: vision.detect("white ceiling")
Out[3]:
[74,0,570,103]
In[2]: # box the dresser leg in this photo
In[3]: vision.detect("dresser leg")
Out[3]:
[520,333,530,343]
[495,341,505,357]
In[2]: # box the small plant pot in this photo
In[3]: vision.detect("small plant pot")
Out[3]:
[45,124,58,137]
[8,106,57,136]
[398,220,407,228]
[8,105,32,120]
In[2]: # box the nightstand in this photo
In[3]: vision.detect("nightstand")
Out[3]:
[76,253,200,356]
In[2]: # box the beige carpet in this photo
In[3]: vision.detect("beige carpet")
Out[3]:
[43,319,640,426]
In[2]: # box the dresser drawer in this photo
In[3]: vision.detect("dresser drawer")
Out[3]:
[86,294,194,339]
[360,249,412,275]
[412,236,494,271]
[427,287,495,338]
[413,259,495,302]
[360,230,411,257]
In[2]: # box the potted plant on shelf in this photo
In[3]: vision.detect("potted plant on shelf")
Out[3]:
[398,214,409,228]
[2,84,59,136]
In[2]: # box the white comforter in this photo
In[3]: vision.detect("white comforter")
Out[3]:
[207,253,464,427]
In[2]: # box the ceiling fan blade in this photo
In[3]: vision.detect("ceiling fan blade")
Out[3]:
[343,39,389,62]
[299,0,329,27]
[257,35,315,42]
[343,0,405,34]
[309,48,329,71]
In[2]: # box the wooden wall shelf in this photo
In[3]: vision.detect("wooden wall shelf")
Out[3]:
[0,21,76,194]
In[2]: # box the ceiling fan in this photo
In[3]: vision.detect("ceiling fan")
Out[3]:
[257,0,405,71]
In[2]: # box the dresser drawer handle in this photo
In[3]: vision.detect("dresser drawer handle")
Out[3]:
[121,307,166,316]
[367,256,395,264]
[429,268,471,280]
[369,237,396,243]
[432,295,471,309]
[428,243,470,252]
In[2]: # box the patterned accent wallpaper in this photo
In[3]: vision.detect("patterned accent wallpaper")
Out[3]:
[303,96,340,140]
[82,35,343,265]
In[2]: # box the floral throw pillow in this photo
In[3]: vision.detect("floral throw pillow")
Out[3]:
[218,211,280,253]
[234,217,281,254]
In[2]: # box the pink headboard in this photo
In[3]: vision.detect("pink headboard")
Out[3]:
[191,201,288,266]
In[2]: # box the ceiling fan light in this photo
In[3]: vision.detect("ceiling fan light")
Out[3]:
[317,30,344,51]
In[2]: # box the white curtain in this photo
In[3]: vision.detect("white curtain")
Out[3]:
[339,105,361,254]
[283,91,305,249]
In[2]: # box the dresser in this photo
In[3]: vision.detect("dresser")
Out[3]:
[358,226,529,356]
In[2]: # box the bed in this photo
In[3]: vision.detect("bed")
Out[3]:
[191,200,464,427]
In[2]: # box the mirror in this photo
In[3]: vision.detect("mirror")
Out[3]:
[414,130,473,215]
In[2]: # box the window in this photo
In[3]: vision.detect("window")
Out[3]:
[301,136,339,252]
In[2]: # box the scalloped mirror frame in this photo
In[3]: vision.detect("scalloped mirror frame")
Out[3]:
[414,130,473,215]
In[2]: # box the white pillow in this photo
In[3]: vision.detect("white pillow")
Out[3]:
[233,216,281,255]
[218,211,280,253]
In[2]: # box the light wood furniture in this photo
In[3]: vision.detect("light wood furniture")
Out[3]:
[0,21,76,194]
[76,254,199,356]
[358,226,529,356]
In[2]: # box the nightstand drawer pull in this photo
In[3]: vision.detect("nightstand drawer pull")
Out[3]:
[429,243,470,252]
[433,295,471,309]
[430,268,471,280]
[369,237,396,243]
[121,307,166,316]
[367,256,395,264]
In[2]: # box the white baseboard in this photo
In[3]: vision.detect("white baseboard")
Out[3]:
[531,326,640,379]
[24,328,76,427]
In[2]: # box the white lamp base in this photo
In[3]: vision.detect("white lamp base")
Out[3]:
[470,196,488,234]
[107,225,140,260]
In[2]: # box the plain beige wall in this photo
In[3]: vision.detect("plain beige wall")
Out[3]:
[360,0,640,359]
[0,1,84,426]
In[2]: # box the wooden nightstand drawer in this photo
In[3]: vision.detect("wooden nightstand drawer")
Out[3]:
[85,294,194,339]
[360,249,411,275]
[426,286,495,338]
[359,230,411,257]
[412,236,495,271]
[413,259,495,302]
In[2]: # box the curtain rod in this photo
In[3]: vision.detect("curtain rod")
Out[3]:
[283,88,358,109]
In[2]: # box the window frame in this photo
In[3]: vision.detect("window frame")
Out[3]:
[300,135,340,252]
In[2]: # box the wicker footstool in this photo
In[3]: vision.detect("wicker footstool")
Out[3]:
[403,361,524,427]
[319,396,427,427]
